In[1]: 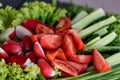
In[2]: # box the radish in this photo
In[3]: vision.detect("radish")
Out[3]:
[34,42,46,60]
[2,40,22,55]
[37,59,55,78]
[16,25,33,39]
[0,47,8,58]
[0,28,15,42]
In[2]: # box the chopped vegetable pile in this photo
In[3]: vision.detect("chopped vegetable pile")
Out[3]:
[0,0,120,80]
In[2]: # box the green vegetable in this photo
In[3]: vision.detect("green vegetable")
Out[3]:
[71,10,88,24]
[71,8,106,30]
[91,32,117,47]
[0,59,45,80]
[79,16,117,39]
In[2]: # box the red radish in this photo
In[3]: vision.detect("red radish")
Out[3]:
[40,34,62,49]
[68,54,92,64]
[9,29,16,40]
[23,58,34,67]
[21,36,34,52]
[22,19,43,31]
[2,40,22,55]
[34,42,46,60]
[16,25,33,39]
[0,47,8,58]
[37,59,55,78]
[67,61,88,74]
[92,48,111,72]
[25,52,38,63]
[5,55,28,68]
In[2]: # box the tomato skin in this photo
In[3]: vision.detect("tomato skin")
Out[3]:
[67,54,92,64]
[40,34,62,49]
[68,30,85,50]
[35,24,54,34]
[51,59,78,76]
[92,48,111,72]
[46,48,67,62]
[22,19,43,31]
[56,17,71,32]
[62,35,76,56]
[67,61,88,74]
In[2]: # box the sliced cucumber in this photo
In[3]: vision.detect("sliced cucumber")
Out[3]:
[91,32,117,47]
[71,10,88,24]
[79,16,117,39]
[86,36,101,47]
[93,26,109,37]
[0,28,15,42]
[71,8,106,30]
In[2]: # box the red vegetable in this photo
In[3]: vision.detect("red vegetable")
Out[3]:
[0,47,8,59]
[56,17,71,32]
[92,48,111,72]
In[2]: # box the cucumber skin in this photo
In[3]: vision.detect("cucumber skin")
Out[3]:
[84,46,120,54]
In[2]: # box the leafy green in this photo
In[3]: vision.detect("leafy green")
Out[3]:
[0,59,45,80]
[107,14,120,46]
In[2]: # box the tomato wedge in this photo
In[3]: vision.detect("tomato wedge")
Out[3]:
[67,54,92,64]
[92,48,111,72]
[62,35,76,56]
[46,48,66,62]
[67,61,88,74]
[56,17,71,32]
[35,24,54,34]
[68,30,85,50]
[40,34,62,49]
[22,19,43,31]
[51,59,78,76]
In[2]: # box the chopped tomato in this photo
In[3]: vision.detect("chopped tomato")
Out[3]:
[40,34,62,49]
[67,54,92,64]
[46,50,58,62]
[92,48,111,72]
[56,17,71,32]
[56,48,67,61]
[62,35,76,56]
[46,48,66,62]
[30,34,45,43]
[67,61,88,74]
[35,24,54,34]
[22,19,43,31]
[51,59,78,76]
[68,30,85,50]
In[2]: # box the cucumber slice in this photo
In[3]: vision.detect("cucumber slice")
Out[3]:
[0,28,15,42]
[71,10,88,24]
[79,16,117,39]
[91,32,117,47]
[71,8,106,30]
[86,36,101,47]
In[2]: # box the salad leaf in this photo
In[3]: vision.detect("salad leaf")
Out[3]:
[0,59,45,80]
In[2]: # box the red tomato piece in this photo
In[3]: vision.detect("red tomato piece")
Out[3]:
[92,48,111,72]
[67,54,92,64]
[51,59,78,76]
[22,19,43,31]
[35,24,54,34]
[68,30,85,50]
[56,48,67,61]
[56,17,71,32]
[46,50,58,62]
[40,34,62,49]
[62,35,76,56]
[30,34,45,43]
[67,61,88,74]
